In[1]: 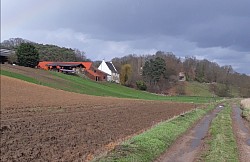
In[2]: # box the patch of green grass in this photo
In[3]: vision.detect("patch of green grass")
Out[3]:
[94,104,217,162]
[51,72,219,103]
[1,70,41,84]
[240,98,250,122]
[201,103,239,162]
[230,86,240,97]
[186,82,212,97]
[1,69,220,103]
[1,69,54,87]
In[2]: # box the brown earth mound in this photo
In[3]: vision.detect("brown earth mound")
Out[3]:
[1,76,196,161]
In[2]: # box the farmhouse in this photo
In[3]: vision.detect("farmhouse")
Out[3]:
[38,62,85,73]
[47,62,85,74]
[83,62,108,81]
[38,61,107,81]
[98,60,120,83]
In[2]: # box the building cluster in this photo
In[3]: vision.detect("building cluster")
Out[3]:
[37,60,120,83]
[0,48,120,83]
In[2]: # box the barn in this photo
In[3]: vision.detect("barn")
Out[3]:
[38,61,108,81]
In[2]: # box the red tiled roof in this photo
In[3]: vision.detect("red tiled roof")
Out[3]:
[38,62,53,69]
[38,61,92,70]
[82,62,92,70]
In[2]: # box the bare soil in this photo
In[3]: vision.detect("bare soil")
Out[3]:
[0,76,196,161]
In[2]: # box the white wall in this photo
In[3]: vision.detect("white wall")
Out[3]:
[98,60,111,75]
[98,60,120,83]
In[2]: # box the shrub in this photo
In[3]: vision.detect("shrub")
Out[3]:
[136,80,147,91]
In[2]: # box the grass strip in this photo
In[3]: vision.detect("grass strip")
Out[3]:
[93,104,216,162]
[0,69,53,87]
[241,108,250,122]
[51,71,219,103]
[240,99,250,122]
[202,103,239,162]
[1,70,41,84]
[1,69,220,103]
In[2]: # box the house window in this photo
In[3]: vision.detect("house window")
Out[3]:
[103,76,106,79]
[94,70,96,73]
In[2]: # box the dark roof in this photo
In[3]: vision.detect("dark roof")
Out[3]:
[0,49,15,57]
[46,62,84,67]
[105,62,117,73]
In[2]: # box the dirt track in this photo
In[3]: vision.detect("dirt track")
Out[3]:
[154,102,250,162]
[0,76,196,161]
[155,105,223,162]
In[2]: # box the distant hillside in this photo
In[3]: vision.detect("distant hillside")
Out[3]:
[1,38,249,98]
[0,64,218,103]
[0,38,88,62]
[112,52,250,97]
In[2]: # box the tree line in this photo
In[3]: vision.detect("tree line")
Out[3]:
[111,51,250,97]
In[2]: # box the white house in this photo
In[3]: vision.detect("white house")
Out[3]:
[98,60,120,83]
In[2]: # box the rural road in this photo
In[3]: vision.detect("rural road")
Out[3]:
[155,105,224,162]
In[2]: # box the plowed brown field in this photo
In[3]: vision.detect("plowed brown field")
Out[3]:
[1,76,196,161]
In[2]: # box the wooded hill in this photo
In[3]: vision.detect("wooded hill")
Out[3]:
[0,38,88,62]
[111,51,250,97]
[1,38,250,97]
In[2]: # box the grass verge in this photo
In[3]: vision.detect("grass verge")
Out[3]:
[201,103,239,162]
[240,98,250,122]
[93,104,217,162]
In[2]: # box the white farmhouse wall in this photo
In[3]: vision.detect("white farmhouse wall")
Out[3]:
[98,60,111,75]
[111,73,120,83]
[98,60,120,83]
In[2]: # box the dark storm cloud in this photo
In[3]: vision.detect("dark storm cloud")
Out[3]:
[45,0,250,51]
[4,0,250,49]
[1,0,250,74]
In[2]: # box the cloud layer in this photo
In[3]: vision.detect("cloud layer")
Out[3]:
[1,0,250,74]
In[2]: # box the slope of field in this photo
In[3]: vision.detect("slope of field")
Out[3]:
[167,80,240,98]
[0,76,197,161]
[0,64,216,103]
[185,82,212,97]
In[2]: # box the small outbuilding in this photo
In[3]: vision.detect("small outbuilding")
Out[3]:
[0,49,15,64]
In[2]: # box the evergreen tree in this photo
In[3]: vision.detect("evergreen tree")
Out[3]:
[17,43,39,67]
[143,57,166,84]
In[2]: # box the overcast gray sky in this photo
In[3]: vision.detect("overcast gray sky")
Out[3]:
[1,0,250,74]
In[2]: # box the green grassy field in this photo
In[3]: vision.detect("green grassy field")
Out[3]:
[1,69,220,103]
[185,82,212,97]
[185,81,240,98]
[201,103,239,162]
[93,103,217,162]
